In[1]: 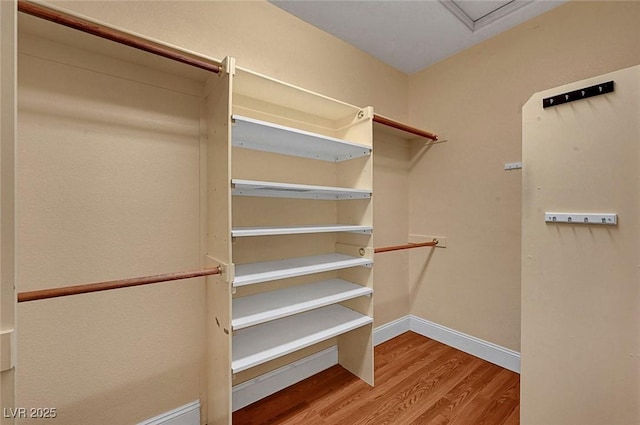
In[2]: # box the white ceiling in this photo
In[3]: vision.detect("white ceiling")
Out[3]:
[270,0,566,74]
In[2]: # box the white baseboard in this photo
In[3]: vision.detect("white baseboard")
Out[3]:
[137,401,200,425]
[373,315,411,345]
[230,314,520,412]
[232,346,338,411]
[409,315,521,373]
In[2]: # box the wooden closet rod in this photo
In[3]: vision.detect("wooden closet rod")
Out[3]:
[375,240,438,254]
[17,0,221,74]
[17,266,222,303]
[373,114,438,141]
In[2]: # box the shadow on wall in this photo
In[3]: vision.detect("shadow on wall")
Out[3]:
[409,245,438,310]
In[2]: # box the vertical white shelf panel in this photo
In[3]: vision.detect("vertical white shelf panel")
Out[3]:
[224,66,375,416]
[231,304,372,373]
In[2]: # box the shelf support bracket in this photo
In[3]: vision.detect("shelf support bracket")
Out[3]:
[1,329,16,372]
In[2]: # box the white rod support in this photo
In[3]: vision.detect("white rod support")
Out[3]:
[504,162,522,171]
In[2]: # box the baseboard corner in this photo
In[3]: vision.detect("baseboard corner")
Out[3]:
[409,315,521,373]
[374,315,411,346]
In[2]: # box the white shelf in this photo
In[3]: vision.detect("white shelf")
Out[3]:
[231,224,372,237]
[231,304,372,373]
[232,114,371,162]
[233,253,373,287]
[231,179,371,200]
[232,279,373,330]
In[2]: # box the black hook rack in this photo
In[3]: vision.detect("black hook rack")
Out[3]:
[542,80,614,109]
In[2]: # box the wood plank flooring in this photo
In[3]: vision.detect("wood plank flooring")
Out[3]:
[233,331,520,425]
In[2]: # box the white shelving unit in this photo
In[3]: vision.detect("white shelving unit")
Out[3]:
[208,64,374,424]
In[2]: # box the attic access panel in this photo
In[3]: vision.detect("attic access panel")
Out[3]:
[441,0,531,31]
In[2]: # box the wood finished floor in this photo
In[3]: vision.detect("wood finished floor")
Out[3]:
[233,331,520,425]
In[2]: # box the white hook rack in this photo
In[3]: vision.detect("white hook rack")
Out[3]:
[545,212,617,225]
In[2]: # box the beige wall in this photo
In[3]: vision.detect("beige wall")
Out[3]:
[16,1,409,424]
[52,0,408,122]
[407,1,640,352]
[17,21,208,425]
[372,129,411,326]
